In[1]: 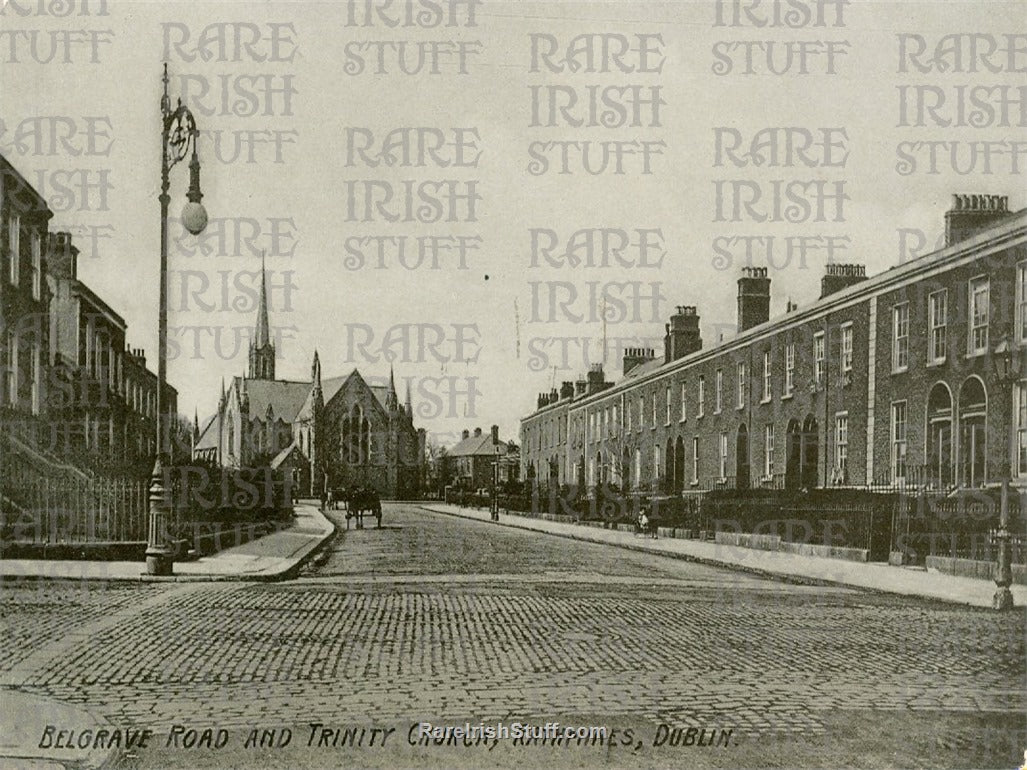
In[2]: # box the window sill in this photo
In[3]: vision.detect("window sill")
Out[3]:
[892,367,909,375]
[926,359,946,369]
[781,393,793,401]
[760,397,772,405]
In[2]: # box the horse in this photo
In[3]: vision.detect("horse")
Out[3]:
[344,487,382,529]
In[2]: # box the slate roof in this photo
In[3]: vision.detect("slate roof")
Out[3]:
[623,358,663,379]
[270,442,302,469]
[447,433,513,458]
[193,414,219,450]
[236,377,310,422]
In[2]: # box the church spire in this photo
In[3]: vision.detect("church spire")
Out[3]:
[405,377,412,417]
[255,251,270,349]
[311,348,322,388]
[248,251,276,380]
[387,364,399,410]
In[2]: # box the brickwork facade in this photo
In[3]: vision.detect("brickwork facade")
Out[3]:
[522,196,1027,495]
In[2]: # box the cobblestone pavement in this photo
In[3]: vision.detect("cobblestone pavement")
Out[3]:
[0,503,1023,766]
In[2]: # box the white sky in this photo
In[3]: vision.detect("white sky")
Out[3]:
[2,0,1023,447]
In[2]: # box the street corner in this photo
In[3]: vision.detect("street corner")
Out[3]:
[0,688,125,770]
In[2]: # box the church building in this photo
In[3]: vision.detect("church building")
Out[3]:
[193,260,425,499]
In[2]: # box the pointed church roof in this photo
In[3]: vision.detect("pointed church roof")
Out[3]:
[296,369,392,420]
[253,251,271,349]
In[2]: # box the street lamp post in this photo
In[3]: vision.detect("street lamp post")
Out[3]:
[146,63,208,576]
[990,335,1021,611]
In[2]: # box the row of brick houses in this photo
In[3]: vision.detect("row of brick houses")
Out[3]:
[520,195,1027,498]
[1,153,172,477]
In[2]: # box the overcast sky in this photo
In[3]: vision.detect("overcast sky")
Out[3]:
[3,0,1023,447]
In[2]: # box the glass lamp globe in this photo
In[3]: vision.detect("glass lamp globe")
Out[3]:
[181,201,208,235]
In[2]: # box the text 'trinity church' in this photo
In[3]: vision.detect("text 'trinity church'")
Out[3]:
[192,262,426,498]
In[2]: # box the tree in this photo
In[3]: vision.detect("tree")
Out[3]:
[425,440,450,496]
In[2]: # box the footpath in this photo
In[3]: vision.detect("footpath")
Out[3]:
[421,502,1027,609]
[0,502,334,583]
[0,505,334,768]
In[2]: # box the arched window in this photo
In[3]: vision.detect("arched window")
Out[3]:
[957,377,987,487]
[926,382,954,488]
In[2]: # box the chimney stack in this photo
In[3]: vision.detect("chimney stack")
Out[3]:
[945,194,1013,247]
[491,425,499,445]
[46,232,78,280]
[664,306,702,364]
[462,429,469,440]
[737,267,771,332]
[623,347,656,376]
[586,364,607,395]
[820,263,867,299]
[560,381,574,399]
[474,427,482,437]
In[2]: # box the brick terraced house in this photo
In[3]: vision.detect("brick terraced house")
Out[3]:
[521,195,1027,498]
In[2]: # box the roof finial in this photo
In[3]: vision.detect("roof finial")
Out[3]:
[312,348,322,389]
[161,62,170,116]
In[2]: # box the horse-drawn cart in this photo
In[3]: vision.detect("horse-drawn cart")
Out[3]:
[336,487,381,529]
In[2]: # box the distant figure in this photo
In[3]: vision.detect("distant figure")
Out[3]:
[327,488,336,511]
[638,512,649,537]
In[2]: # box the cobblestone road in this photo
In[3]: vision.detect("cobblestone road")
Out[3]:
[1,503,1023,767]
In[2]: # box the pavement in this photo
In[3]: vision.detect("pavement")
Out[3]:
[0,503,1022,770]
[420,502,1027,609]
[0,502,334,583]
[0,690,114,770]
